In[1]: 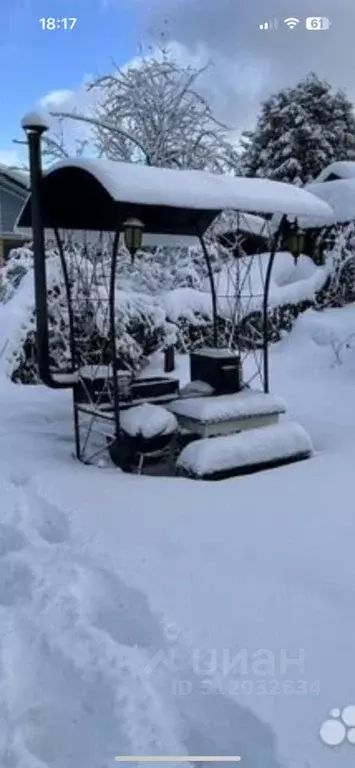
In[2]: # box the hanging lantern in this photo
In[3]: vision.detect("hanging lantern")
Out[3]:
[286,221,305,263]
[123,217,145,260]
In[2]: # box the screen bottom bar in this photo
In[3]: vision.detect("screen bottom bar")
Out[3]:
[115,758,242,763]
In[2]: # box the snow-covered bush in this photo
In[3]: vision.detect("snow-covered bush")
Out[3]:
[0,247,34,301]
[118,246,205,293]
[3,228,353,385]
[1,244,175,383]
[316,223,355,308]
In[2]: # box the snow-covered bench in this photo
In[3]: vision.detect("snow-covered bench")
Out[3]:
[176,422,313,480]
[168,390,287,438]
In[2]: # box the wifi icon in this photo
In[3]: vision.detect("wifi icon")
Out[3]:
[284,17,300,28]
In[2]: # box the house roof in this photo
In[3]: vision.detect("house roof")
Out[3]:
[314,161,355,183]
[303,177,355,227]
[16,157,333,236]
[0,163,29,193]
[213,210,274,239]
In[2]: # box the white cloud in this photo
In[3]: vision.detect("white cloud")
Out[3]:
[38,78,101,157]
[40,90,75,110]
[0,149,24,168]
[163,40,270,128]
[128,0,355,126]
[36,41,268,159]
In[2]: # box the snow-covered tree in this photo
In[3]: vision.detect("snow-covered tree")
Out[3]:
[41,117,90,163]
[241,73,355,185]
[316,222,355,307]
[0,244,176,383]
[50,45,239,172]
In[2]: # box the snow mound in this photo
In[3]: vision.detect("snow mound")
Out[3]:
[0,269,35,378]
[121,403,178,438]
[297,305,355,347]
[177,422,313,476]
[162,288,212,322]
[180,380,214,397]
[169,391,287,424]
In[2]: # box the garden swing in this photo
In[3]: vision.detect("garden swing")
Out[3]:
[16,111,333,478]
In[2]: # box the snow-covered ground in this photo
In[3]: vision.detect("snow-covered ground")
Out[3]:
[1,308,355,767]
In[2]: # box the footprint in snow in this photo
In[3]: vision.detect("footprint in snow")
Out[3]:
[0,524,26,557]
[75,565,165,650]
[9,472,30,488]
[0,560,34,606]
[29,494,71,545]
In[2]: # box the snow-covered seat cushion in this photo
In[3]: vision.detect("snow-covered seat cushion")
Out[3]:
[120,403,177,439]
[169,390,286,424]
[176,422,313,479]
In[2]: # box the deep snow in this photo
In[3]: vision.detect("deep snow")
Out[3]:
[1,309,355,767]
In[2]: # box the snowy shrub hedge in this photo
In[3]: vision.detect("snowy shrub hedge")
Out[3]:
[315,223,355,308]
[1,227,354,384]
[0,245,175,383]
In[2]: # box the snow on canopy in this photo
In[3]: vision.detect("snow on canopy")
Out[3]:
[29,157,333,219]
[302,178,355,227]
[315,161,355,183]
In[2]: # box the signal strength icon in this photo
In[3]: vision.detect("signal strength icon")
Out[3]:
[259,19,278,30]
[284,17,300,28]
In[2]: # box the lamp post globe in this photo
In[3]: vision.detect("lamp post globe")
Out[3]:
[21,111,50,136]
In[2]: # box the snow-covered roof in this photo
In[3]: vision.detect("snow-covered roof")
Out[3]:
[315,161,355,183]
[304,178,355,226]
[48,158,333,217]
[0,163,29,191]
[17,158,333,236]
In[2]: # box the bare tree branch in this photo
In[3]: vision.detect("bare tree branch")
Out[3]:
[48,111,152,164]
[49,49,239,172]
[13,47,240,173]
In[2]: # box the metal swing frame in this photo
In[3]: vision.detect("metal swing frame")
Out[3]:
[17,117,331,466]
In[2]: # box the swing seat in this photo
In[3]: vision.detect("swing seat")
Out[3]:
[168,390,287,438]
[176,421,313,480]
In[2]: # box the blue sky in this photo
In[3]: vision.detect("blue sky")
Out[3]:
[1,0,354,167]
[0,0,140,160]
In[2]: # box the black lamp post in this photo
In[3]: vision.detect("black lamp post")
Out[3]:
[21,111,65,389]
[123,217,145,261]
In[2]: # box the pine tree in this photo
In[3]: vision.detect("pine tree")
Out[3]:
[241,73,355,185]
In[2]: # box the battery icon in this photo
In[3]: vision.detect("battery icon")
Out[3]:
[306,17,331,30]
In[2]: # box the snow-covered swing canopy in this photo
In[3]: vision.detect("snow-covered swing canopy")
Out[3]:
[18,147,332,236]
[17,111,333,466]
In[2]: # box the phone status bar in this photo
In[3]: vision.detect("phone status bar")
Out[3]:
[259,17,331,31]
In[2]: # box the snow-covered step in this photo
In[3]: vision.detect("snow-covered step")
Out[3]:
[176,421,313,480]
[168,390,287,438]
